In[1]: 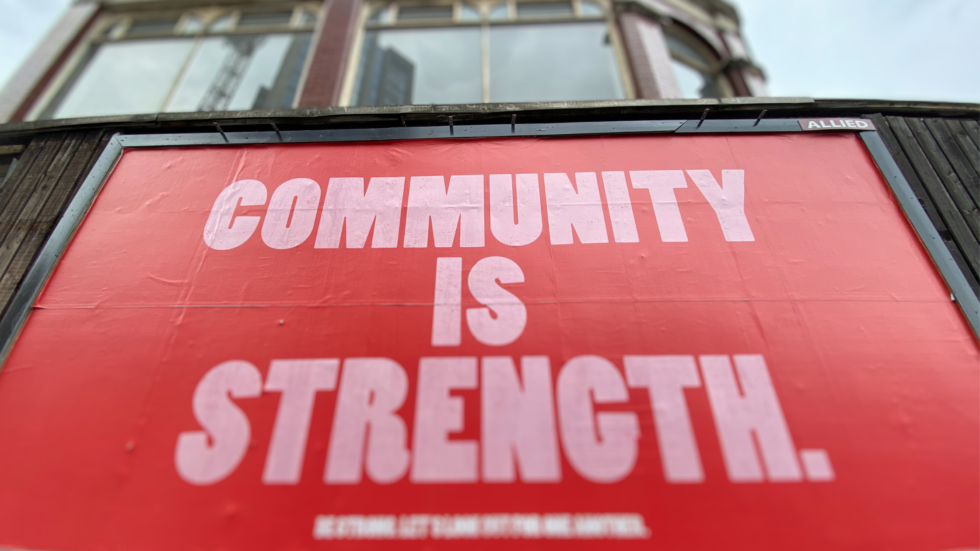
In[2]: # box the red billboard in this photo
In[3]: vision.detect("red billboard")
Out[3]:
[0,133,975,550]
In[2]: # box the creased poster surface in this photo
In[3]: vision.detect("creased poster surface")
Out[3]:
[0,134,976,550]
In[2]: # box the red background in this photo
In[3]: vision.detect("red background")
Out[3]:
[0,134,975,550]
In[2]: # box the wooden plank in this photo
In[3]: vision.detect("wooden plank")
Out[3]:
[0,131,109,317]
[926,119,980,209]
[0,134,68,248]
[0,133,82,248]
[0,135,49,213]
[0,133,89,282]
[944,119,980,173]
[907,118,980,239]
[0,145,25,155]
[887,116,980,280]
[870,114,979,294]
[61,132,112,204]
[962,119,980,149]
[0,159,12,186]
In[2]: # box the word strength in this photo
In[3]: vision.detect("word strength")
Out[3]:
[203,170,754,250]
[175,354,834,487]
[312,512,651,540]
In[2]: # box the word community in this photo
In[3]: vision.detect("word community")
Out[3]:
[176,354,834,487]
[203,170,754,250]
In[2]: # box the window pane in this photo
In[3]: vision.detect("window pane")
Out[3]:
[671,59,704,99]
[237,11,294,28]
[665,34,710,68]
[368,6,392,22]
[210,14,233,31]
[51,39,193,118]
[126,18,179,37]
[167,33,312,112]
[397,5,453,21]
[490,4,510,21]
[353,28,481,106]
[180,16,205,35]
[297,10,318,25]
[489,3,509,20]
[579,1,604,16]
[489,22,623,102]
[460,5,481,21]
[105,20,127,40]
[517,2,573,19]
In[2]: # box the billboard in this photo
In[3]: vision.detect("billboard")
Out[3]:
[0,133,975,550]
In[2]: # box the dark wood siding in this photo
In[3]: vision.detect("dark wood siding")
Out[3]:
[869,114,980,298]
[0,149,21,187]
[0,130,110,320]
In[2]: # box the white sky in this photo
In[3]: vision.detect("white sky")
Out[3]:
[0,0,978,103]
[731,0,980,103]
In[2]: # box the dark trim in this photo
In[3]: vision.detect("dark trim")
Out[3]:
[675,118,799,133]
[0,158,17,187]
[860,130,979,337]
[0,134,123,365]
[117,119,686,146]
[111,118,822,147]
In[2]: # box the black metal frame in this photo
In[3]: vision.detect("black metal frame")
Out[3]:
[1,117,976,365]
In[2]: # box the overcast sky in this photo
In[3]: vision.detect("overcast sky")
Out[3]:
[732,0,979,102]
[0,0,978,103]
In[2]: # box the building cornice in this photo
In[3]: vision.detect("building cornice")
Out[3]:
[1,98,977,142]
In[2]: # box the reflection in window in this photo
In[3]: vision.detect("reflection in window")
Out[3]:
[488,4,509,20]
[168,34,313,112]
[210,14,234,32]
[180,15,205,35]
[44,8,316,119]
[238,11,294,28]
[398,5,454,21]
[490,23,623,102]
[297,10,319,25]
[459,5,481,21]
[354,28,481,105]
[353,1,627,106]
[126,18,179,37]
[105,20,127,40]
[665,31,729,99]
[671,59,705,100]
[578,1,603,16]
[51,40,193,117]
[517,1,572,18]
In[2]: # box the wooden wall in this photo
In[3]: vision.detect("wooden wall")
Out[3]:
[0,130,111,321]
[870,115,980,298]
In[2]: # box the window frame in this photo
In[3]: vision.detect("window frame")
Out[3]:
[662,24,733,99]
[339,0,635,105]
[28,3,323,121]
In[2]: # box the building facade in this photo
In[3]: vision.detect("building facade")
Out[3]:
[0,0,767,122]
[0,2,976,550]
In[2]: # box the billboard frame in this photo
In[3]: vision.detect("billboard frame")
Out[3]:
[0,118,975,368]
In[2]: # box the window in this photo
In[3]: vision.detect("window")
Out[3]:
[39,5,320,119]
[664,29,731,99]
[349,0,627,106]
